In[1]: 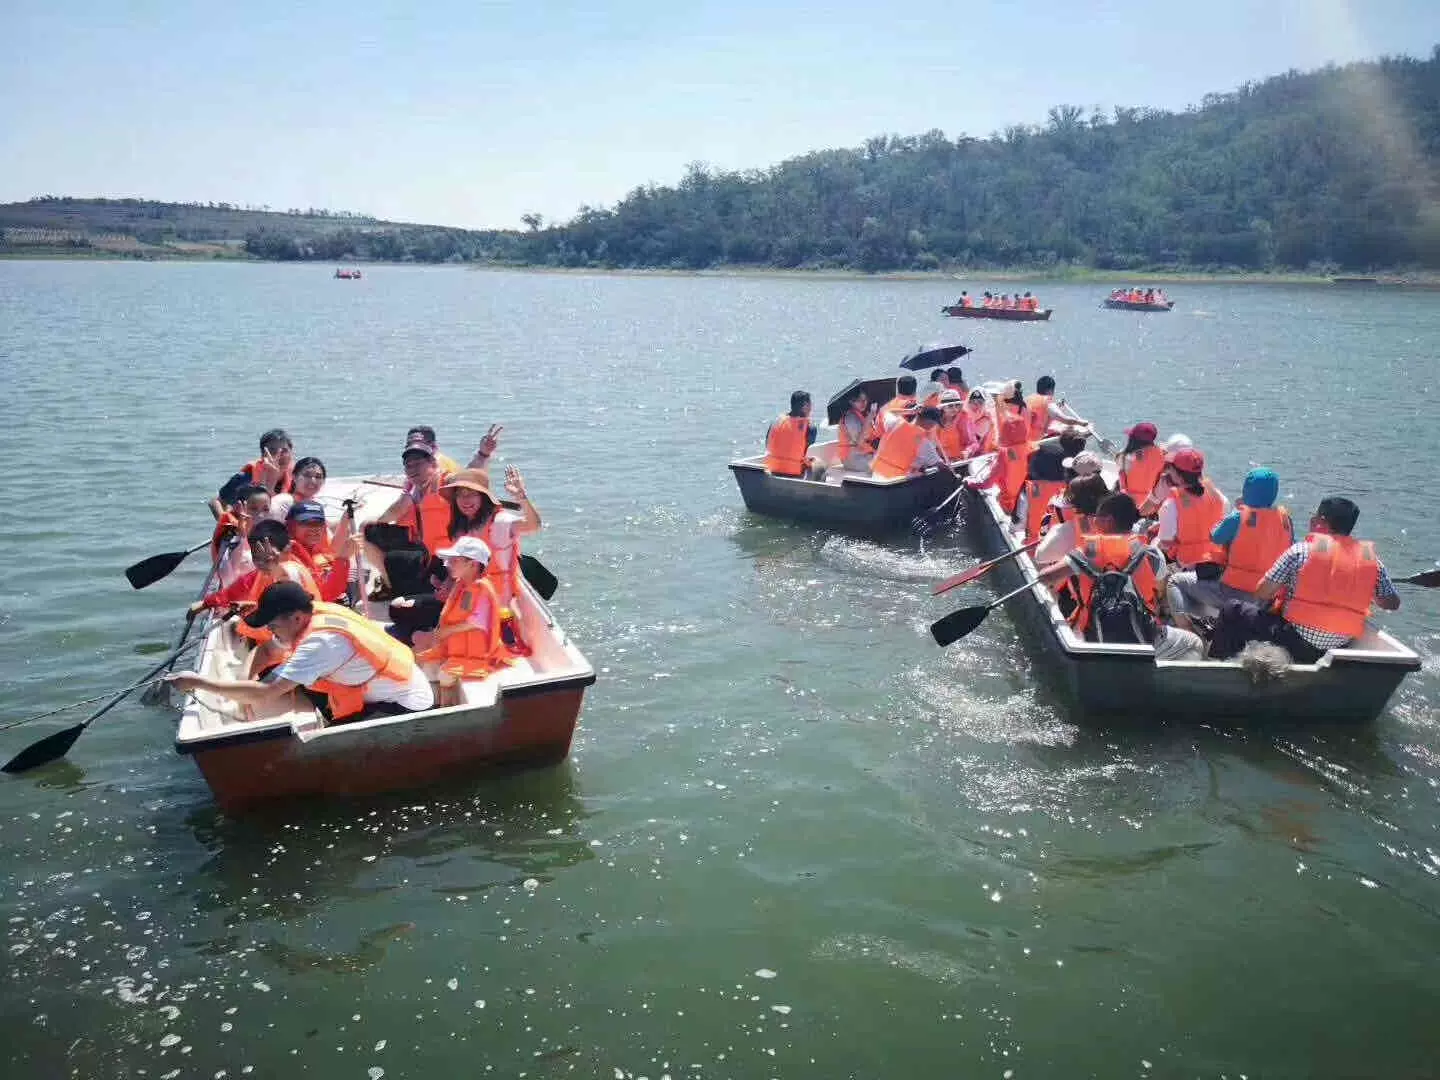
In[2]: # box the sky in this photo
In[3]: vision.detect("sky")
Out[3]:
[3,0,1438,230]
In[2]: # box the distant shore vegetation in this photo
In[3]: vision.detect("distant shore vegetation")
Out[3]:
[4,48,1438,275]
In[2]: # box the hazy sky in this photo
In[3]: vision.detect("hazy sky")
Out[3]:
[4,0,1437,229]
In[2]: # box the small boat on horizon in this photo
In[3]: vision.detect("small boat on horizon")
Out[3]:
[334,268,362,279]
[1103,297,1174,311]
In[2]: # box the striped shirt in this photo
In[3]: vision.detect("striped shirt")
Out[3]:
[1263,541,1398,649]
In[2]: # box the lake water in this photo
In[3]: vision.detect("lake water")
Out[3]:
[1,261,1438,1079]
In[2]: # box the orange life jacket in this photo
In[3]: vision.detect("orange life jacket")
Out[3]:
[1024,478,1066,543]
[937,413,967,459]
[1220,505,1292,593]
[872,420,927,479]
[416,578,506,678]
[993,439,1035,515]
[765,415,810,477]
[1070,534,1160,634]
[241,458,293,496]
[1282,534,1379,642]
[868,395,916,447]
[398,488,454,558]
[1119,444,1164,505]
[288,532,351,603]
[211,511,245,561]
[295,601,418,719]
[1165,479,1226,567]
[1025,394,1052,440]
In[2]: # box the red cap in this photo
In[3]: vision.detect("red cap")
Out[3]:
[1168,447,1205,473]
[1125,421,1158,441]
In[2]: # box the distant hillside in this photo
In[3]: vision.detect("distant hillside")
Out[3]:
[0,197,522,263]
[516,47,1440,273]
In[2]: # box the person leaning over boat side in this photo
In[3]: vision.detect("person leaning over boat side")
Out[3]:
[1156,447,1229,569]
[1035,493,1204,659]
[412,537,508,708]
[871,407,945,479]
[1246,497,1401,664]
[285,499,355,603]
[168,581,434,722]
[836,387,876,472]
[1167,467,1293,627]
[764,390,818,479]
[209,429,296,520]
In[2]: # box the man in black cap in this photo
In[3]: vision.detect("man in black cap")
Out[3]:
[167,582,434,721]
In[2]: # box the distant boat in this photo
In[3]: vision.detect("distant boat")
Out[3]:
[942,304,1052,321]
[334,268,362,279]
[1104,297,1174,312]
[1330,276,1379,286]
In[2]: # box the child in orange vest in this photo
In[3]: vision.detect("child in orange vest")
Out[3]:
[413,536,508,707]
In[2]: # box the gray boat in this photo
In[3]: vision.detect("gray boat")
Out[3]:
[730,440,960,533]
[960,470,1421,723]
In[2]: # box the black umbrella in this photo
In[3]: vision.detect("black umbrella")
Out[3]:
[899,343,973,372]
[826,376,898,425]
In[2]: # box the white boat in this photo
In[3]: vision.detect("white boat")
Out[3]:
[175,476,595,812]
[960,461,1421,723]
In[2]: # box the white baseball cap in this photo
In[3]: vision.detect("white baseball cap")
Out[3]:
[435,536,492,567]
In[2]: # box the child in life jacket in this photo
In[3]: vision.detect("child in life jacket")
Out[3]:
[412,537,509,707]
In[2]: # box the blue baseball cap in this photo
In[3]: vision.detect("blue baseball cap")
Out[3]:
[286,500,327,524]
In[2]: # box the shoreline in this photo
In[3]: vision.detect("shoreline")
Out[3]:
[4,250,1437,287]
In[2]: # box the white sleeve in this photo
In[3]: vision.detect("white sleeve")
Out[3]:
[1156,498,1180,543]
[276,633,356,687]
[1035,521,1075,566]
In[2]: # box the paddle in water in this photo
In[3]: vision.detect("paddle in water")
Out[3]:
[125,540,212,590]
[1397,568,1440,588]
[2,637,203,773]
[932,540,1042,596]
[930,580,1040,647]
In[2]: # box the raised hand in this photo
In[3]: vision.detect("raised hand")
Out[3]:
[503,464,527,501]
[477,424,503,459]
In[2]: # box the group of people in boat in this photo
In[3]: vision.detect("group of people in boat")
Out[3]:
[952,291,1044,311]
[1109,287,1169,305]
[765,375,1403,665]
[167,424,542,720]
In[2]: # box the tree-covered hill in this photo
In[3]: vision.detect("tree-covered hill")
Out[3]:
[520,48,1440,273]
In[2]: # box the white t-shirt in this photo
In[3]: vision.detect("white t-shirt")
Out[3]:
[277,631,434,711]
[468,510,524,602]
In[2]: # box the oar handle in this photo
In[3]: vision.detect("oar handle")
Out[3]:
[988,579,1043,610]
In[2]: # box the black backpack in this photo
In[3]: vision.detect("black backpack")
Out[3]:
[1071,546,1158,645]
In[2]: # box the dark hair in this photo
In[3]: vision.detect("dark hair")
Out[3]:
[407,425,438,444]
[897,375,917,395]
[1004,383,1025,407]
[247,519,291,549]
[847,385,869,407]
[447,490,498,540]
[1096,492,1140,532]
[930,368,945,382]
[259,428,292,454]
[917,406,944,425]
[1068,474,1111,516]
[789,390,811,416]
[1173,466,1205,496]
[1036,375,1055,394]
[1122,434,1154,455]
[292,456,326,480]
[234,483,269,505]
[946,367,964,383]
[1057,432,1087,458]
[1316,496,1360,535]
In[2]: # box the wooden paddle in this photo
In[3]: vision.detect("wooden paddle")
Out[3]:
[2,637,203,773]
[1397,569,1440,588]
[932,540,1042,596]
[125,540,212,590]
[930,580,1040,647]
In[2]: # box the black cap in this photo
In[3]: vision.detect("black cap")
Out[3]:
[243,580,315,627]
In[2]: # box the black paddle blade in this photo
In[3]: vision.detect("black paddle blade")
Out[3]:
[2,722,85,774]
[1400,568,1440,588]
[519,555,559,601]
[930,604,991,647]
[125,550,190,590]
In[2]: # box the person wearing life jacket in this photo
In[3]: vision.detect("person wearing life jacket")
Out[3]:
[921,368,951,407]
[210,483,271,580]
[871,407,945,479]
[962,388,996,456]
[1025,376,1056,441]
[1167,467,1294,627]
[836,387,876,472]
[1247,497,1401,664]
[945,366,968,398]
[168,581,434,722]
[1016,433,1087,543]
[935,390,969,462]
[285,499,355,603]
[957,291,972,308]
[868,375,919,449]
[209,429,296,520]
[1116,421,1164,509]
[990,412,1035,516]
[362,435,455,600]
[411,537,509,707]
[764,390,818,478]
[267,456,329,523]
[1157,447,1229,568]
[1034,493,1204,659]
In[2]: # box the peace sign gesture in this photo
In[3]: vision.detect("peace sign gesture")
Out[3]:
[477,424,503,459]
